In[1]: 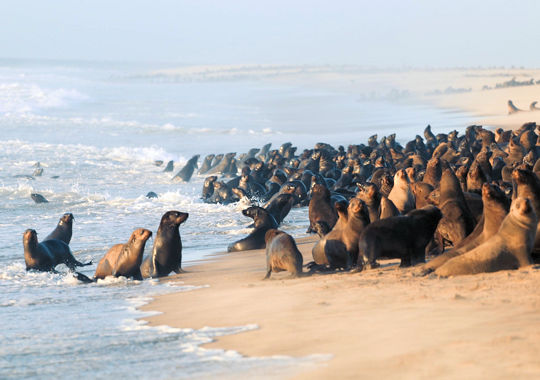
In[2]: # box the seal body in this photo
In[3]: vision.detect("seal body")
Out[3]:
[94,228,152,280]
[31,193,48,203]
[44,213,74,244]
[308,184,337,233]
[140,211,189,278]
[173,155,199,182]
[388,169,415,214]
[23,229,91,271]
[228,206,278,252]
[435,197,537,276]
[358,206,442,268]
[263,229,303,279]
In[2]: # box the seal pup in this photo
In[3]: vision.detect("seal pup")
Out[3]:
[172,155,199,182]
[435,197,537,276]
[44,213,74,244]
[388,169,416,214]
[357,205,442,269]
[76,228,152,282]
[140,211,189,278]
[418,182,510,275]
[23,229,91,272]
[263,229,303,279]
[228,206,278,252]
[31,193,48,203]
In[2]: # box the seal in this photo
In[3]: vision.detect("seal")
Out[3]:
[263,229,303,279]
[44,213,74,244]
[418,182,509,275]
[264,193,295,226]
[228,206,278,252]
[507,100,522,114]
[530,101,540,111]
[436,167,476,248]
[23,229,92,272]
[435,197,537,276]
[357,205,442,269]
[312,198,370,269]
[512,168,540,259]
[140,211,189,278]
[172,155,199,182]
[163,160,174,172]
[307,183,338,233]
[77,228,152,282]
[388,169,416,214]
[198,154,215,174]
[356,182,399,222]
[31,193,48,204]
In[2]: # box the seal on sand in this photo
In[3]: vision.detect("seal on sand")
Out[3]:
[357,205,442,269]
[140,211,189,278]
[388,169,416,214]
[77,228,152,282]
[228,206,278,252]
[44,213,74,244]
[435,197,537,276]
[307,183,337,233]
[23,229,91,272]
[263,229,303,279]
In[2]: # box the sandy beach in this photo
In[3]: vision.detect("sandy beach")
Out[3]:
[142,67,540,379]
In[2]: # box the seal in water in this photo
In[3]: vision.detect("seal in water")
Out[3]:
[76,228,152,282]
[228,206,278,252]
[435,197,537,276]
[172,154,200,182]
[43,213,74,244]
[140,211,189,278]
[163,160,174,172]
[263,229,303,279]
[31,193,48,203]
[23,229,92,272]
[357,205,442,269]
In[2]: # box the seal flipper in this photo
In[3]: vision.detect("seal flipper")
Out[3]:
[74,272,95,283]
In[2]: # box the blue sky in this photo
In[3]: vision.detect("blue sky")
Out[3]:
[1,0,538,66]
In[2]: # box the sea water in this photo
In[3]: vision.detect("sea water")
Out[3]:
[0,60,471,379]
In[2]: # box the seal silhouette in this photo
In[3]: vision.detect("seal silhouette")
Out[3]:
[44,213,74,244]
[140,211,189,278]
[77,228,152,282]
[23,229,91,272]
[172,155,199,182]
[435,197,537,276]
[263,229,303,279]
[228,206,278,252]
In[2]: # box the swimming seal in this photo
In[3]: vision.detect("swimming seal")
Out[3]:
[44,213,74,244]
[228,206,278,252]
[357,205,442,269]
[23,229,91,272]
[172,155,200,182]
[77,228,152,282]
[263,229,303,279]
[31,193,48,203]
[140,211,189,278]
[435,197,537,276]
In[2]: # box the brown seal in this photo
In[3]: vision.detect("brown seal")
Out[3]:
[263,229,303,279]
[307,183,338,233]
[512,168,540,259]
[435,197,537,276]
[44,213,74,244]
[23,229,91,272]
[312,198,370,269]
[418,182,509,275]
[356,182,399,222]
[94,228,152,280]
[388,169,415,214]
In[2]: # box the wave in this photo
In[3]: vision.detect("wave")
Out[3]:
[0,82,89,114]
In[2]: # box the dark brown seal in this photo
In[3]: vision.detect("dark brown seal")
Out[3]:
[140,211,189,278]
[228,206,278,252]
[44,213,74,244]
[357,205,442,269]
[23,229,91,272]
[307,183,338,233]
[435,197,537,276]
[263,229,303,279]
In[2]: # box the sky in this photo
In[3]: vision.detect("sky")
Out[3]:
[0,0,538,67]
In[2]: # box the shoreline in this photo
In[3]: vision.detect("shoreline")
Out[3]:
[140,68,540,379]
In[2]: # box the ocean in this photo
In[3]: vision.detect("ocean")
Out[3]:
[0,60,472,378]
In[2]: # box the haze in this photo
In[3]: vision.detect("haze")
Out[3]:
[1,0,538,67]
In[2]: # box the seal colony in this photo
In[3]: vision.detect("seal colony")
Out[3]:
[20,122,540,283]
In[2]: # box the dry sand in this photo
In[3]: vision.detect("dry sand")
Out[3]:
[143,237,540,379]
[142,67,540,379]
